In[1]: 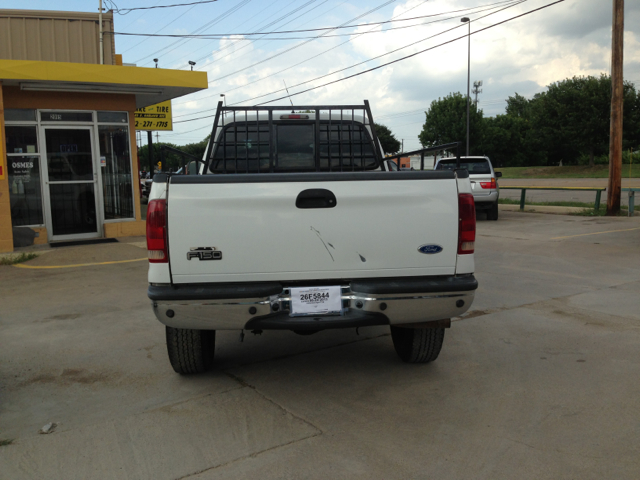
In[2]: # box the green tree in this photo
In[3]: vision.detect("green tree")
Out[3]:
[479,93,547,167]
[533,74,639,166]
[480,115,526,167]
[181,134,211,162]
[138,134,212,173]
[138,142,180,172]
[418,92,484,154]
[373,123,401,154]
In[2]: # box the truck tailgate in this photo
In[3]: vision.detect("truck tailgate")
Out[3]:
[167,172,459,284]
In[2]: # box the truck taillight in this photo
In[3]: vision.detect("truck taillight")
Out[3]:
[147,199,168,263]
[480,178,497,189]
[458,193,476,254]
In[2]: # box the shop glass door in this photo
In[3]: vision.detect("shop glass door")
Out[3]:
[44,128,100,239]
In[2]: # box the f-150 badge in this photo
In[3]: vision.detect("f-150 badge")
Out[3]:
[418,244,443,254]
[187,247,222,261]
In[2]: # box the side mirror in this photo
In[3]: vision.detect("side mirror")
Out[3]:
[495,171,503,178]
[187,161,198,175]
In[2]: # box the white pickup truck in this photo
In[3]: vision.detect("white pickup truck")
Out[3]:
[147,101,477,374]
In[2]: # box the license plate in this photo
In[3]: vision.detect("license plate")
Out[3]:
[290,286,342,316]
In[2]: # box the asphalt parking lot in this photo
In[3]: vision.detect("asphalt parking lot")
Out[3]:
[1,210,639,479]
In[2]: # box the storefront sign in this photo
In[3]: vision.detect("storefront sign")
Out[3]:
[60,144,79,153]
[134,101,173,131]
[9,156,38,181]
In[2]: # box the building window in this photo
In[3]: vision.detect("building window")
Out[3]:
[40,111,93,123]
[5,109,36,122]
[8,155,44,226]
[97,111,128,124]
[6,125,38,154]
[5,126,43,226]
[98,125,134,220]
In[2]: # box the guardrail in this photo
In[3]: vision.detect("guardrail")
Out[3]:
[500,186,607,211]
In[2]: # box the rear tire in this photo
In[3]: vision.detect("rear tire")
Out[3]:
[487,201,499,221]
[166,327,215,374]
[390,326,445,363]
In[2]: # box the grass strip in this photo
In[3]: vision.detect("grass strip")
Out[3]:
[0,252,39,266]
[495,165,640,179]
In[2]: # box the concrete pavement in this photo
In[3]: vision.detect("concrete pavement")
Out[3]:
[1,212,639,479]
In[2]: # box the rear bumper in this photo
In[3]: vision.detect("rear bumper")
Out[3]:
[148,275,477,331]
[473,191,498,207]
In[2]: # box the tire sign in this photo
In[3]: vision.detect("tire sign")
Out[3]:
[135,100,173,131]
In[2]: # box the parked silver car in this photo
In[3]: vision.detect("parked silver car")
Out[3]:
[434,156,501,220]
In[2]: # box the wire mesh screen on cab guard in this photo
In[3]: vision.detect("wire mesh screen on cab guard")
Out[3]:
[204,101,385,174]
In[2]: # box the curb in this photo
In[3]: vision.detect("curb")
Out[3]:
[498,204,639,216]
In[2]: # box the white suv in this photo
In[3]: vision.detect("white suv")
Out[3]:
[434,156,501,220]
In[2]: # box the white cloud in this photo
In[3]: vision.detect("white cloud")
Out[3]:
[160,0,640,147]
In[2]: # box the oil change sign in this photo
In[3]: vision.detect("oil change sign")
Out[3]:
[135,100,173,131]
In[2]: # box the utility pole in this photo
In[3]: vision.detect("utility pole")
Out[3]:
[607,0,624,216]
[148,131,154,179]
[401,139,404,153]
[472,80,483,106]
[98,0,104,65]
[461,17,471,157]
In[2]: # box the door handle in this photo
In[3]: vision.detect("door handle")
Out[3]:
[295,189,337,209]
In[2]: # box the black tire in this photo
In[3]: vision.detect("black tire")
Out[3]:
[487,201,499,221]
[166,327,215,374]
[390,326,445,363]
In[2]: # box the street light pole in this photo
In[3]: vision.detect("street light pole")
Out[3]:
[461,17,471,157]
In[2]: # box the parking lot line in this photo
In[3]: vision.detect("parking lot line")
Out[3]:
[551,227,640,240]
[13,258,148,269]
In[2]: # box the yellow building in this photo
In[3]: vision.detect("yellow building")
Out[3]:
[0,9,207,252]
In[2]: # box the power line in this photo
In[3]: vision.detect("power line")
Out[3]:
[384,120,426,128]
[185,0,322,67]
[175,0,523,116]
[161,124,212,136]
[176,0,526,111]
[253,1,559,106]
[174,0,432,108]
[116,0,164,30]
[120,2,201,54]
[174,0,565,124]
[112,0,516,38]
[205,0,398,85]
[377,108,429,120]
[113,10,497,41]
[192,0,325,69]
[133,0,252,65]
[254,0,564,106]
[111,0,218,15]
[147,0,310,71]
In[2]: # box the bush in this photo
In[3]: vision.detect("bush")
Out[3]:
[578,151,640,166]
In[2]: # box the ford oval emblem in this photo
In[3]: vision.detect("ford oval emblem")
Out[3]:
[418,244,443,254]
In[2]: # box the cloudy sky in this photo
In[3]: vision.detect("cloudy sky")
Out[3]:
[9,0,640,151]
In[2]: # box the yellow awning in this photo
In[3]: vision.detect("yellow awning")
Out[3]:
[0,59,207,108]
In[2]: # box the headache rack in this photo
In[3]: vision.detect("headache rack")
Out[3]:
[202,100,386,174]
